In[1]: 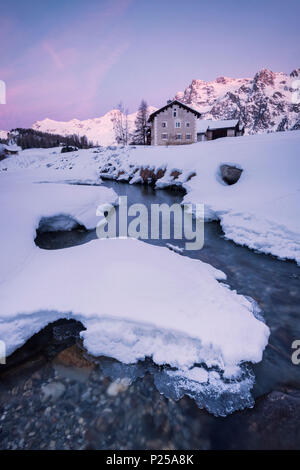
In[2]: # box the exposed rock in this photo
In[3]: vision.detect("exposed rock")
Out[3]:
[220,164,243,185]
[53,344,95,370]
[52,321,84,342]
[170,170,181,180]
[140,167,166,184]
[155,168,165,180]
[61,146,78,153]
[186,172,196,181]
[0,320,84,375]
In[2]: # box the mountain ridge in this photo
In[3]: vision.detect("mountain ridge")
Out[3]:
[31,67,300,143]
[32,107,157,146]
[175,68,300,134]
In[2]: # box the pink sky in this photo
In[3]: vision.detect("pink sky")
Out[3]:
[0,0,299,130]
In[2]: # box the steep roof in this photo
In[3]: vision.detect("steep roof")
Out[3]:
[196,119,240,133]
[148,100,201,122]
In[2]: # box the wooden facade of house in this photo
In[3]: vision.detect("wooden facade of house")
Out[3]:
[197,119,244,142]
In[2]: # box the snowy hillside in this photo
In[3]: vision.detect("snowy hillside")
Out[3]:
[32,107,156,146]
[176,68,300,134]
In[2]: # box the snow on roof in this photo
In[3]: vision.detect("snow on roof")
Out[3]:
[196,120,210,133]
[208,119,239,130]
[4,144,21,152]
[196,119,239,133]
[174,100,201,116]
[149,100,201,121]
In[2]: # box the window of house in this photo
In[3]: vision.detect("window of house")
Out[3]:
[175,121,181,128]
[161,133,168,140]
[173,108,177,117]
[162,122,167,128]
[186,134,191,140]
[186,122,190,127]
[176,134,182,140]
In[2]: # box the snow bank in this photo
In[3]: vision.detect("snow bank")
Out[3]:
[110,131,300,263]
[2,131,299,263]
[0,171,269,415]
[113,132,300,263]
[0,171,118,286]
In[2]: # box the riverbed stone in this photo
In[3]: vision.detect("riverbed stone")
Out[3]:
[106,377,131,397]
[246,389,300,449]
[41,382,66,401]
[215,388,300,449]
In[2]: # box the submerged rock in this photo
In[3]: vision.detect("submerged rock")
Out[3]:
[243,389,300,449]
[106,377,131,397]
[213,388,300,449]
[41,381,66,401]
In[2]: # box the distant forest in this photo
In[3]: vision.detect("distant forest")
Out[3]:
[5,128,94,149]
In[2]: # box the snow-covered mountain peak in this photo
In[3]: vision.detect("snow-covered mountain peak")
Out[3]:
[177,68,300,134]
[30,68,300,143]
[175,75,252,113]
[253,68,277,86]
[32,106,156,146]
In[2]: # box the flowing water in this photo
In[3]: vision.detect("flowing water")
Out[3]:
[1,180,300,449]
[87,181,300,399]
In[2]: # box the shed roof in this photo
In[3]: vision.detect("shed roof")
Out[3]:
[196,119,240,133]
[196,120,210,133]
[4,144,21,152]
